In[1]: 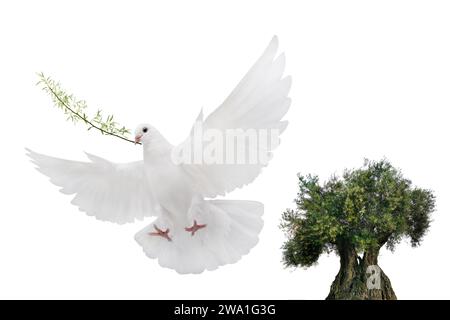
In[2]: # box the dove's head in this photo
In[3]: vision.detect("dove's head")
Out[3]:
[134,123,153,144]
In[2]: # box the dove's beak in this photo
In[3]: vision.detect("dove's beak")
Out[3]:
[135,134,143,144]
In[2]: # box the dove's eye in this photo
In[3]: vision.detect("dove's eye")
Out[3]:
[142,127,148,133]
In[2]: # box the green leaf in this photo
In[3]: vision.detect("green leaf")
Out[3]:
[36,73,133,143]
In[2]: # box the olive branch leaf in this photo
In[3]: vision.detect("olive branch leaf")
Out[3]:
[36,72,139,145]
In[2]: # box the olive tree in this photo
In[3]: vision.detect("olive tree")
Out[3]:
[281,160,435,300]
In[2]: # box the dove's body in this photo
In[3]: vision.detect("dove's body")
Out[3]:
[143,137,190,222]
[27,36,291,274]
[146,163,191,222]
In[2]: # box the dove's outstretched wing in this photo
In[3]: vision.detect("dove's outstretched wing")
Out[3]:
[26,149,157,224]
[177,36,291,197]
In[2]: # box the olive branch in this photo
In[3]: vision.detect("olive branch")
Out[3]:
[36,72,139,144]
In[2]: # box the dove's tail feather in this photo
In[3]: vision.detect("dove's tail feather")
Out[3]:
[134,200,264,274]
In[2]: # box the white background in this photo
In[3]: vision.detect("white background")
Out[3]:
[1,0,449,299]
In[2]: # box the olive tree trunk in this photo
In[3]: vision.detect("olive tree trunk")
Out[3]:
[326,246,397,300]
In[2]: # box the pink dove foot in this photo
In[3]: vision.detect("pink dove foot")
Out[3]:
[149,224,172,242]
[185,220,207,236]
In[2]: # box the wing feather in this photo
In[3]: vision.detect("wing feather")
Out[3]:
[177,36,291,197]
[26,148,157,224]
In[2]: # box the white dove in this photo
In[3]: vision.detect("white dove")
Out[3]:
[26,36,291,274]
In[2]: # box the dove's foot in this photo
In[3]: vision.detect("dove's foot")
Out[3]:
[185,220,207,236]
[149,224,172,242]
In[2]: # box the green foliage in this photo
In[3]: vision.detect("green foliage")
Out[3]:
[281,159,436,268]
[36,72,136,144]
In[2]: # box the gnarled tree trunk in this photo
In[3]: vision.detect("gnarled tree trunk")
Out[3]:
[326,245,396,300]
